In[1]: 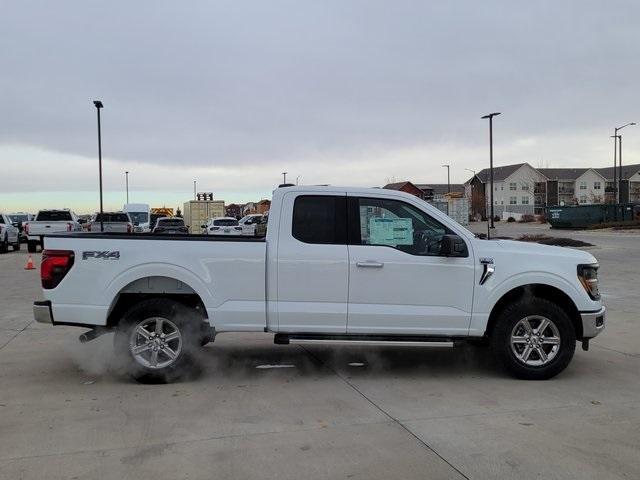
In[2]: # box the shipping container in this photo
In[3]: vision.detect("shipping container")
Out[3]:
[183,200,225,233]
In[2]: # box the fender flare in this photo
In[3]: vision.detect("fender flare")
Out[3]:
[103,262,215,319]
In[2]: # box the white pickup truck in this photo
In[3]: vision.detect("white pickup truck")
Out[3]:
[25,209,83,253]
[33,186,605,382]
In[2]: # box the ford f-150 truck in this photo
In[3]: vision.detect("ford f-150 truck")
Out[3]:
[25,209,83,253]
[33,186,605,382]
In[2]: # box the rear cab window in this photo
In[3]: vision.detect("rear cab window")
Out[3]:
[95,213,130,222]
[37,211,73,222]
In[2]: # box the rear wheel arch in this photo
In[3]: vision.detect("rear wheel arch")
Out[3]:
[486,284,583,340]
[106,276,208,328]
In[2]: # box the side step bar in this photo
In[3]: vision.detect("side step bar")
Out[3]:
[274,333,454,348]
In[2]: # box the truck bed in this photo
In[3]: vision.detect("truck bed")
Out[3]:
[42,232,268,331]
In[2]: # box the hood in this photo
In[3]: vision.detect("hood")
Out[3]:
[478,240,596,264]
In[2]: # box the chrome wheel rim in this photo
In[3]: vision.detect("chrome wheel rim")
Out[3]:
[129,317,182,369]
[510,315,561,367]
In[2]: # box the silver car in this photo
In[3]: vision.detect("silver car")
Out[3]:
[88,212,133,233]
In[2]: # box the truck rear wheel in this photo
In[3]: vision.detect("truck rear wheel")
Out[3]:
[114,298,202,383]
[491,297,576,380]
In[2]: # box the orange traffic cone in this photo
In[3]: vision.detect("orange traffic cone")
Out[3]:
[24,255,36,270]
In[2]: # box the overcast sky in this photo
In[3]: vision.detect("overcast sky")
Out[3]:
[1,0,639,213]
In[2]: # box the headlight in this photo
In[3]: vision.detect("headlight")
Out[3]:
[577,264,600,300]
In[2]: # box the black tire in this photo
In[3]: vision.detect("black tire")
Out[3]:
[27,241,37,253]
[0,236,8,254]
[13,240,20,251]
[114,298,203,383]
[491,297,576,380]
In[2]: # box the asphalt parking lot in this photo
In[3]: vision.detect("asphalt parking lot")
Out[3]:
[1,224,639,480]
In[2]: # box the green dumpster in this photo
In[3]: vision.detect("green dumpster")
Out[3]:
[547,204,638,228]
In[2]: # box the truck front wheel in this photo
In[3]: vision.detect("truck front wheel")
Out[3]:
[114,298,202,383]
[491,297,576,380]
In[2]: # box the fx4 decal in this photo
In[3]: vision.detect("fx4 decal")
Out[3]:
[82,251,120,260]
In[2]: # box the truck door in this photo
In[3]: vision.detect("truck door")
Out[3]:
[346,194,475,336]
[276,193,348,333]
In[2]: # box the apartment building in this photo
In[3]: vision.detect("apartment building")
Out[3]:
[467,162,640,219]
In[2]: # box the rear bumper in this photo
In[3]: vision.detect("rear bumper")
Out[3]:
[580,306,606,339]
[33,300,54,324]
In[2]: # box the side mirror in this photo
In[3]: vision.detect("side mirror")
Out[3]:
[12,222,20,228]
[201,224,207,229]
[440,234,468,257]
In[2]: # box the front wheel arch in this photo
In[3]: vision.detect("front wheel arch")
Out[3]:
[485,284,583,340]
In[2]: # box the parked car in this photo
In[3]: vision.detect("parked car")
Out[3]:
[88,212,133,233]
[254,211,268,237]
[8,212,34,242]
[202,217,243,235]
[33,185,605,383]
[152,217,189,234]
[25,209,82,253]
[0,213,21,253]
[238,214,263,236]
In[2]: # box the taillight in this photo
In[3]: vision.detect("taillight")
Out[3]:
[41,250,75,289]
[24,222,29,235]
[127,223,132,233]
[87,224,91,231]
[67,222,73,232]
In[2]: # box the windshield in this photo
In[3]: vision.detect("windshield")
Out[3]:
[128,212,149,224]
[37,211,72,221]
[9,214,28,223]
[213,219,238,226]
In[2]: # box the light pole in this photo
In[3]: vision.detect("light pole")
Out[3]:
[282,172,288,184]
[614,122,636,204]
[442,165,450,193]
[125,171,129,203]
[465,168,476,177]
[93,100,104,232]
[481,112,501,229]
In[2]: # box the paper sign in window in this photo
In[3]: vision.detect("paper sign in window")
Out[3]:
[368,217,413,245]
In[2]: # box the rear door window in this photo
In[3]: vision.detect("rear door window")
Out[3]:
[292,195,347,244]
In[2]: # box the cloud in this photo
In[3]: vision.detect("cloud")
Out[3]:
[0,0,639,210]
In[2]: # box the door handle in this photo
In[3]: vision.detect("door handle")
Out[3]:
[356,261,384,268]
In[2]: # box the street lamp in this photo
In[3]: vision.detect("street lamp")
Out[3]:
[93,100,104,232]
[442,164,450,193]
[125,171,129,204]
[481,112,501,229]
[614,122,636,204]
[465,168,476,177]
[282,172,288,184]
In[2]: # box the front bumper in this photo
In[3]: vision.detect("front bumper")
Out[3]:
[580,306,606,339]
[33,300,54,324]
